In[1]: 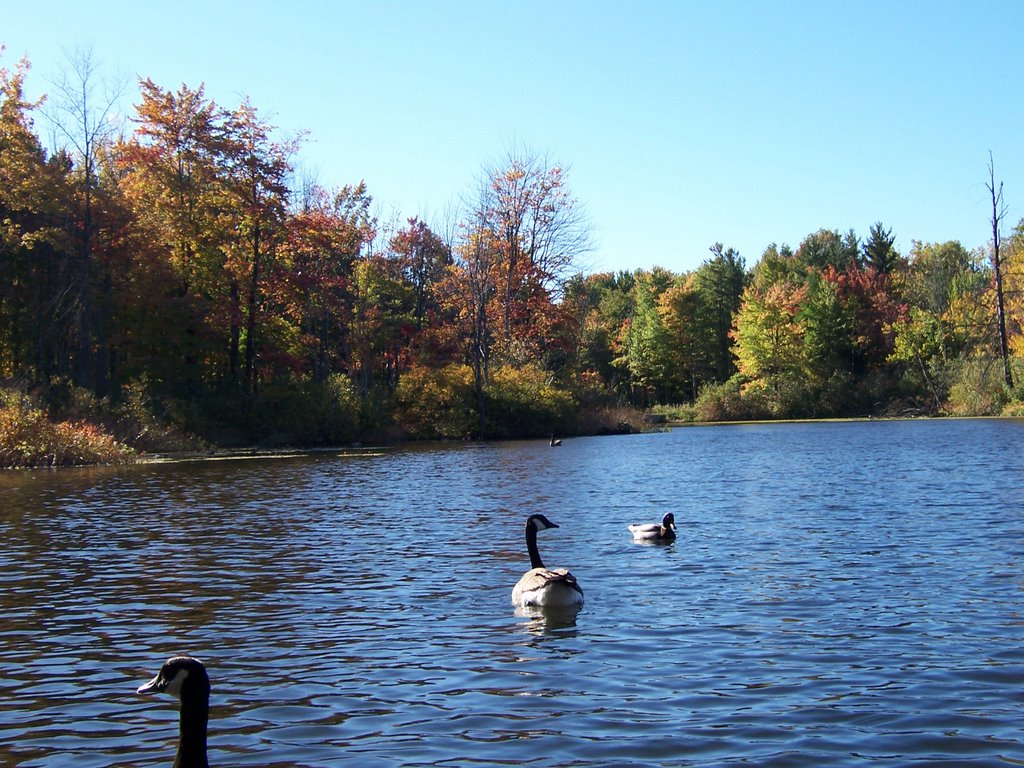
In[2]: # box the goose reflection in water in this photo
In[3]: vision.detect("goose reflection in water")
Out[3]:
[514,603,582,634]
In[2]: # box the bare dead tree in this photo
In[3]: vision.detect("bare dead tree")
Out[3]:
[44,45,127,395]
[987,152,1013,389]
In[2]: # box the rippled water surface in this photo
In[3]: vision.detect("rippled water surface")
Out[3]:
[2,419,1023,767]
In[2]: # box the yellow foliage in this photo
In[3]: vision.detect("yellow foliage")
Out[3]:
[394,365,476,439]
[0,393,134,467]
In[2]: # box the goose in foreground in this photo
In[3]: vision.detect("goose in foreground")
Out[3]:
[511,514,584,607]
[550,434,562,446]
[628,512,677,541]
[138,656,210,768]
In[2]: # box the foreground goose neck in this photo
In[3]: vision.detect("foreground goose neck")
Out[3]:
[526,519,545,569]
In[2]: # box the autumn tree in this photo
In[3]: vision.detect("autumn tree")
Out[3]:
[472,147,591,362]
[888,308,945,410]
[221,99,297,394]
[561,271,635,393]
[658,276,705,400]
[282,182,374,383]
[825,264,905,374]
[117,79,229,396]
[646,246,748,403]
[750,242,797,289]
[454,217,500,429]
[348,255,414,394]
[389,216,452,366]
[0,52,73,383]
[903,240,984,327]
[732,282,807,389]
[123,79,226,296]
[1002,218,1024,361]
[889,240,989,410]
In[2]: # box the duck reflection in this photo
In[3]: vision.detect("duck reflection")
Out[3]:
[630,537,676,548]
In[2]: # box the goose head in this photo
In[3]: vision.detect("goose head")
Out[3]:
[527,513,559,532]
[138,656,210,768]
[662,513,676,530]
[138,656,210,701]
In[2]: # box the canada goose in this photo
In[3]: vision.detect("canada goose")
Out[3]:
[137,656,210,768]
[550,434,562,446]
[511,513,584,607]
[628,512,677,541]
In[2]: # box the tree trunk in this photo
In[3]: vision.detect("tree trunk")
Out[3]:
[988,154,1013,389]
[229,279,240,383]
[244,226,261,394]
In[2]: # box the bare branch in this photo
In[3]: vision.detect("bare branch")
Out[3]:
[986,150,1012,388]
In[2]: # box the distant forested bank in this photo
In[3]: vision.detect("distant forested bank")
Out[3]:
[3,51,1024,466]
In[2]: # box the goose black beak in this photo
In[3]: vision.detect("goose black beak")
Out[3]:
[137,674,165,695]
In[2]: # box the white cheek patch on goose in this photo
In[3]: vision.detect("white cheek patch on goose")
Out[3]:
[164,667,190,698]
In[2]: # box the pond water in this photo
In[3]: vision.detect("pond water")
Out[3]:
[1,419,1023,767]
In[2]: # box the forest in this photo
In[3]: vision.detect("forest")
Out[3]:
[2,51,1023,464]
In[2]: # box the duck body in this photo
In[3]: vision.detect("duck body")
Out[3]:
[628,512,677,542]
[138,656,210,768]
[511,514,584,607]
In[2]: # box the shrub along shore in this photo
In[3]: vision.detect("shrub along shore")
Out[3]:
[0,377,647,468]
[9,377,1010,469]
[5,378,1019,469]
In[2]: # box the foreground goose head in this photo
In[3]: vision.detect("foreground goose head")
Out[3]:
[138,656,210,768]
[511,513,584,608]
[628,512,677,541]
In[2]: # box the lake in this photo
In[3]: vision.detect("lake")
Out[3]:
[1,418,1022,767]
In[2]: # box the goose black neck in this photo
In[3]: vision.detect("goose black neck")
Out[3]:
[174,691,209,768]
[526,522,545,569]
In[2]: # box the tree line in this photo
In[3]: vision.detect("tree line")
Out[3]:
[2,50,1022,449]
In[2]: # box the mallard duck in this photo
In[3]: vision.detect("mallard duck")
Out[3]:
[628,512,677,541]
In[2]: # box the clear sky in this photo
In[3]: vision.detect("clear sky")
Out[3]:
[4,1,1023,275]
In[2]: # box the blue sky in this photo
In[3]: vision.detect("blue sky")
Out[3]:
[5,1,1023,275]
